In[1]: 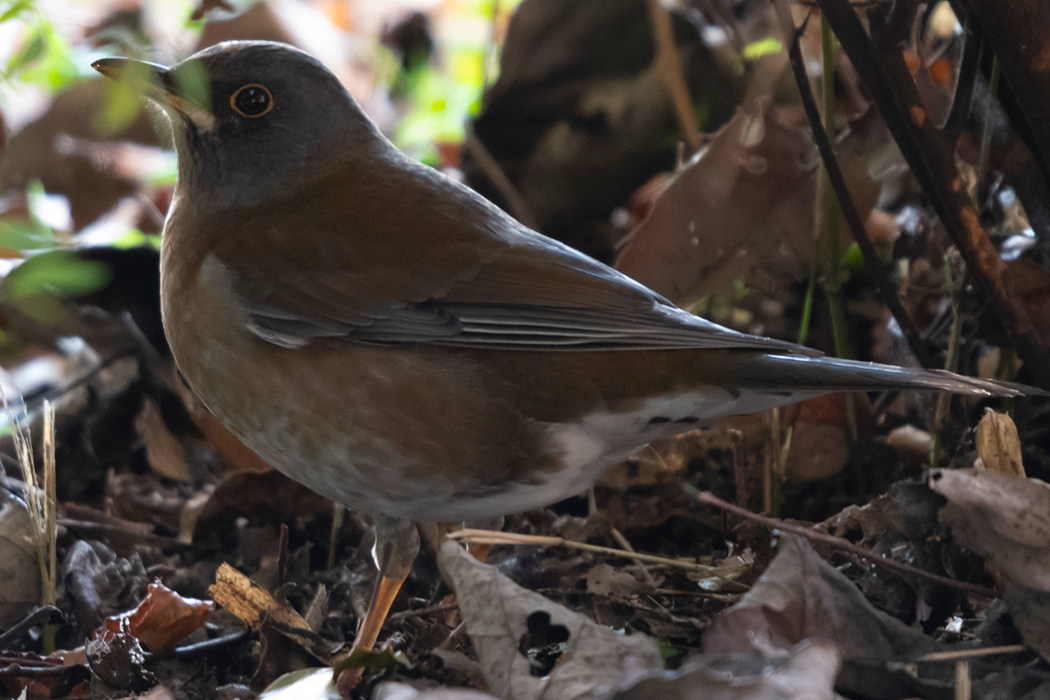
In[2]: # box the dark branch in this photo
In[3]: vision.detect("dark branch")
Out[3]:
[775,4,934,368]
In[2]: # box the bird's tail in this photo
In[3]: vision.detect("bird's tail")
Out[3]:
[734,354,1044,397]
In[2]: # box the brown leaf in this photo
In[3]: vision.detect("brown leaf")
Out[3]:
[1002,258,1050,348]
[930,468,1050,587]
[615,106,877,306]
[135,398,193,482]
[975,408,1024,476]
[585,563,649,599]
[96,582,213,652]
[0,497,42,628]
[704,535,937,659]
[438,541,663,700]
[210,562,310,633]
[783,395,860,483]
[612,640,841,700]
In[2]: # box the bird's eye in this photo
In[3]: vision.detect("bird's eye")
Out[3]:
[230,84,273,118]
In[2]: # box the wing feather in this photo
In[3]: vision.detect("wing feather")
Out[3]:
[208,152,813,356]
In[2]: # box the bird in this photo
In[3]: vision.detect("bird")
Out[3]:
[92,41,1035,685]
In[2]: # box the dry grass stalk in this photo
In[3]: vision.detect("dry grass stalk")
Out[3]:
[1,390,58,651]
[446,527,749,590]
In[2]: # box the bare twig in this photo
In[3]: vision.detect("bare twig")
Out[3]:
[645,0,701,153]
[610,526,658,587]
[387,602,460,623]
[447,528,749,589]
[916,644,1027,663]
[955,661,971,700]
[695,490,998,598]
[463,127,540,230]
[815,0,1050,388]
[775,2,933,368]
[931,260,965,466]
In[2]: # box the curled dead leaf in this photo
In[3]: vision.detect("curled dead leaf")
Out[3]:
[95,582,213,652]
[437,541,663,700]
[975,409,1024,476]
[929,468,1050,588]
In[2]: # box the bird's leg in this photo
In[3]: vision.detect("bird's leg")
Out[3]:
[333,514,419,688]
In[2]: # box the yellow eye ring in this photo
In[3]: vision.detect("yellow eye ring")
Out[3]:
[230,84,274,118]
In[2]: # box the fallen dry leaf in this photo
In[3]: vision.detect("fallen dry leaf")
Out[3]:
[96,581,213,652]
[704,535,936,659]
[0,495,43,628]
[783,395,871,483]
[209,562,310,633]
[930,468,1050,589]
[585,562,649,599]
[612,640,842,700]
[135,398,193,482]
[375,683,502,700]
[438,541,663,700]
[883,424,933,469]
[209,561,334,667]
[258,667,338,700]
[975,409,1024,476]
[615,105,878,306]
[1002,582,1050,660]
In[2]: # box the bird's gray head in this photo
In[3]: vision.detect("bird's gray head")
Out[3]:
[93,41,380,209]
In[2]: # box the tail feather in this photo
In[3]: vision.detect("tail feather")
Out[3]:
[735,354,1044,397]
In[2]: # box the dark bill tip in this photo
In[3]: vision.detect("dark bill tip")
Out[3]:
[91,57,171,86]
[91,57,213,123]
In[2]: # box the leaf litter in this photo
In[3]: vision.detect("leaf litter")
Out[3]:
[0,0,1048,698]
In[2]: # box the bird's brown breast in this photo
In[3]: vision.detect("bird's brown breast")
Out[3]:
[161,224,567,516]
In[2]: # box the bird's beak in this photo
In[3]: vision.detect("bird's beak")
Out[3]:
[92,57,215,129]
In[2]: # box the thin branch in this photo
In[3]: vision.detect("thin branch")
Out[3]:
[645,0,702,153]
[775,2,934,368]
[695,490,998,598]
[446,528,750,590]
[916,645,1027,663]
[463,127,540,230]
[387,602,459,623]
[815,0,1050,388]
[943,17,981,138]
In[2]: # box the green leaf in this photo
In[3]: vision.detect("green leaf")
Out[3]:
[0,218,54,251]
[3,250,112,302]
[109,229,161,250]
[13,25,78,90]
[742,37,783,61]
[173,59,211,112]
[0,0,35,25]
[6,29,45,75]
[98,76,146,133]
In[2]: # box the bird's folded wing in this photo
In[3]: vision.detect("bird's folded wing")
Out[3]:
[209,166,810,355]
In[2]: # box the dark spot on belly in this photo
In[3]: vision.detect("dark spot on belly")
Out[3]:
[675,416,701,424]
[648,416,672,425]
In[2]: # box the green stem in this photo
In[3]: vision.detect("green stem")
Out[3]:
[797,258,818,345]
[977,56,999,186]
[820,13,851,360]
[931,260,964,467]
